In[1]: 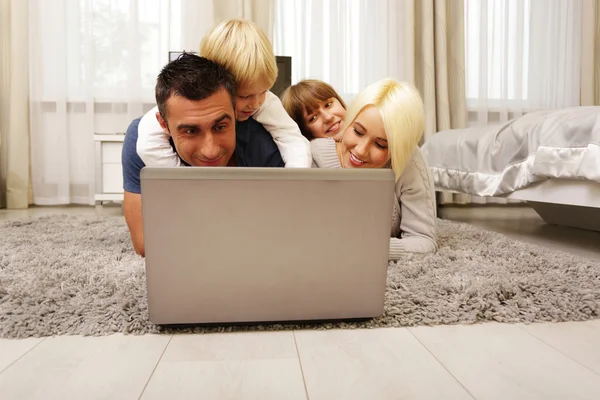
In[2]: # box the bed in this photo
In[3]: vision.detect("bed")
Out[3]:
[421,106,600,232]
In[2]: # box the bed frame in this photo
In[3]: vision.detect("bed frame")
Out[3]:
[503,179,600,232]
[440,179,600,232]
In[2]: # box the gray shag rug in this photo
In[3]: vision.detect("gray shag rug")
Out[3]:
[1,214,599,339]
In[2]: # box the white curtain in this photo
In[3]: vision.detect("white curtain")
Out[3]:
[29,0,175,205]
[273,0,415,105]
[178,0,274,51]
[465,0,583,126]
[28,0,273,205]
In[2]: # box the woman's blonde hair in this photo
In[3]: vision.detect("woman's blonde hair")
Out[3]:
[199,19,278,89]
[345,78,424,181]
[281,79,347,139]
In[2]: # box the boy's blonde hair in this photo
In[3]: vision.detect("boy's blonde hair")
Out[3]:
[344,78,425,181]
[281,79,347,139]
[199,19,278,89]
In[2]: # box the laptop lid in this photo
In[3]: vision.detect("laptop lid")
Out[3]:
[140,167,395,325]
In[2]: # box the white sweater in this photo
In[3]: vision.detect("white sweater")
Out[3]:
[136,91,312,168]
[310,138,438,260]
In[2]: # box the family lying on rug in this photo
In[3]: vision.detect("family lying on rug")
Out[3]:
[121,19,438,260]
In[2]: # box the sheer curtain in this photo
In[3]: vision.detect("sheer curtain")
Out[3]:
[29,0,176,205]
[28,0,274,205]
[465,0,583,126]
[273,0,415,104]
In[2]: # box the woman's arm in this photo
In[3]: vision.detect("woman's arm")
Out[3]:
[389,148,438,260]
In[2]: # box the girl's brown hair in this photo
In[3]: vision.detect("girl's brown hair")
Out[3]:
[281,80,347,140]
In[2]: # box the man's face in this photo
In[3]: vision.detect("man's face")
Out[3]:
[157,89,236,167]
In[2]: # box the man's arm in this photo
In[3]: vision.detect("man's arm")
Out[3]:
[121,117,146,256]
[123,191,144,257]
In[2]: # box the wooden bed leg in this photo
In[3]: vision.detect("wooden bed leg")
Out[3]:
[528,201,600,232]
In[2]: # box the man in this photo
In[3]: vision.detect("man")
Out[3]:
[121,54,284,256]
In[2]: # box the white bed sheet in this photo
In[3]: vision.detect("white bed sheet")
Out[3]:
[421,106,600,197]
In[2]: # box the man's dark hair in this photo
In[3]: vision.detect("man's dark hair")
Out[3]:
[155,52,236,120]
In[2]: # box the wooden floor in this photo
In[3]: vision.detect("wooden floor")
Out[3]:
[1,205,599,399]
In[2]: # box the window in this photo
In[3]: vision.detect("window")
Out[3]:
[465,0,531,103]
[33,0,176,103]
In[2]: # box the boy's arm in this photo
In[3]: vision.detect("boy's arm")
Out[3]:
[136,106,182,167]
[253,92,312,168]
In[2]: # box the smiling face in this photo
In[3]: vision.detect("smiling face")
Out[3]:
[338,105,389,169]
[157,89,236,167]
[303,97,347,139]
[235,82,271,121]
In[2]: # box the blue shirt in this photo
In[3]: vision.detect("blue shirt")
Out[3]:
[122,117,285,194]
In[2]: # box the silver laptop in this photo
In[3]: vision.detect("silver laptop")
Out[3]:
[140,167,395,325]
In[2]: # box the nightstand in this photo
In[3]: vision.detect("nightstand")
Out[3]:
[94,134,125,204]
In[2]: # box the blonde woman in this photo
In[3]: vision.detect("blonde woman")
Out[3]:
[282,78,437,258]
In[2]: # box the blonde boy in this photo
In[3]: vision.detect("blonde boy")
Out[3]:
[136,19,311,168]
